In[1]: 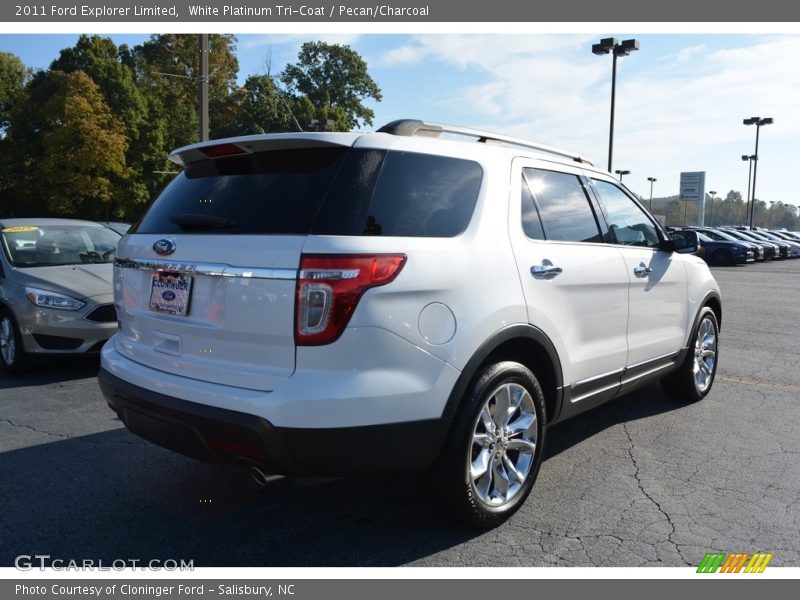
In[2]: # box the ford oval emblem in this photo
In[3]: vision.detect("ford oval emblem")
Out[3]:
[162,291,176,301]
[153,239,176,256]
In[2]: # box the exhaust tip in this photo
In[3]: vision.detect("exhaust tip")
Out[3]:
[250,465,271,487]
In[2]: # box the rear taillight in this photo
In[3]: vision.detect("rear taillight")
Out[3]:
[295,254,407,346]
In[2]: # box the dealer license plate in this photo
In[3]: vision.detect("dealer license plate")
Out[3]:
[149,272,192,316]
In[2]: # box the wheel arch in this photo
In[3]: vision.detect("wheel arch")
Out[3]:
[701,291,722,334]
[442,324,564,426]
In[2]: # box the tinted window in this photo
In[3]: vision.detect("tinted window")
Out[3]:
[523,168,601,243]
[135,147,482,238]
[520,176,545,240]
[133,147,348,235]
[325,150,482,238]
[592,179,660,248]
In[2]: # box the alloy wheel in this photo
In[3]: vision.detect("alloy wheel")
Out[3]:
[693,317,717,393]
[468,382,537,507]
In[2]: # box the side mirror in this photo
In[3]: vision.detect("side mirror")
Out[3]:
[666,230,699,254]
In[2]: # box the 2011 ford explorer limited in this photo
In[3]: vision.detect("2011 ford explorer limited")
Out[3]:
[99,120,722,527]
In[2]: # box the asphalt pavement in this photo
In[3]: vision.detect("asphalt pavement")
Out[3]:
[1,259,798,567]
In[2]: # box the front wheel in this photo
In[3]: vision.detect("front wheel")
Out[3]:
[661,307,719,402]
[0,308,30,374]
[429,361,546,528]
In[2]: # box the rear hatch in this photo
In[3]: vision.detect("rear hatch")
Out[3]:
[114,136,357,391]
[114,133,484,392]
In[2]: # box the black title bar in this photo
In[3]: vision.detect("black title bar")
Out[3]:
[3,0,800,22]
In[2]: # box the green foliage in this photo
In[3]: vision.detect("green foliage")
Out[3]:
[281,42,382,130]
[0,36,383,221]
[7,70,128,219]
[0,51,30,134]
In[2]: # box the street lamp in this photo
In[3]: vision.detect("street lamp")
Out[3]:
[593,37,640,172]
[708,190,717,226]
[647,176,657,210]
[742,154,756,226]
[743,116,773,227]
[615,169,630,182]
[785,204,797,229]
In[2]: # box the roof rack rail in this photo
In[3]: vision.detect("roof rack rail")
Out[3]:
[377,119,596,166]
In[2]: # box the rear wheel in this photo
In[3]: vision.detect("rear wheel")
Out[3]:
[0,308,30,374]
[429,361,546,528]
[661,307,719,402]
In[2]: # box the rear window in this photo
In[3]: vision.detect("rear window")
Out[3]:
[133,147,483,237]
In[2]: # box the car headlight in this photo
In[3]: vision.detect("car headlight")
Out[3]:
[25,287,86,311]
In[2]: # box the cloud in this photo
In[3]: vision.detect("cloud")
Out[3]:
[373,34,800,202]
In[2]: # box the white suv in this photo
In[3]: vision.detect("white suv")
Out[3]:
[99,120,721,527]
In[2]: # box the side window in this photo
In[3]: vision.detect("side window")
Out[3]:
[520,175,545,240]
[313,150,483,238]
[592,179,660,248]
[522,168,602,243]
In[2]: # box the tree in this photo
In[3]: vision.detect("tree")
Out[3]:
[0,52,30,135]
[225,74,296,136]
[0,52,31,216]
[9,70,128,218]
[132,34,239,145]
[281,42,381,130]
[50,35,152,216]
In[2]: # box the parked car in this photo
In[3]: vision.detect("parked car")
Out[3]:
[99,120,722,527]
[749,229,800,258]
[735,225,789,258]
[691,227,764,261]
[0,219,120,373]
[720,228,780,260]
[772,230,800,243]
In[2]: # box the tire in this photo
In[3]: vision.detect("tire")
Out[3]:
[712,249,732,266]
[0,307,30,374]
[660,307,719,402]
[428,361,547,528]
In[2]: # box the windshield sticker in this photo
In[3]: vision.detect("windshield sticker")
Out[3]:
[2,226,39,233]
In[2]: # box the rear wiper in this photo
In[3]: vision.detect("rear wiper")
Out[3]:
[169,213,238,230]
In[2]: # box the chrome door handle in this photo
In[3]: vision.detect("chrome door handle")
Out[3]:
[531,264,563,278]
[633,265,652,278]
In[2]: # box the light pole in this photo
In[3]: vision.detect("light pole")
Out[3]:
[684,197,689,226]
[743,117,773,227]
[708,190,717,226]
[155,34,210,142]
[785,204,797,229]
[593,38,640,172]
[768,201,776,228]
[615,169,630,182]
[647,177,657,210]
[742,154,755,226]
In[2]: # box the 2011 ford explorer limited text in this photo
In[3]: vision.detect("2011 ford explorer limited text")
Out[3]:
[99,120,722,528]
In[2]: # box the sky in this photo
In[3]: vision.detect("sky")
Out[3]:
[2,32,799,205]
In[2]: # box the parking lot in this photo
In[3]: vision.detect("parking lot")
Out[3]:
[1,259,799,568]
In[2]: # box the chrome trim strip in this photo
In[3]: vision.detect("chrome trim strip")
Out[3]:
[570,381,620,404]
[114,257,297,281]
[620,351,680,386]
[625,351,679,372]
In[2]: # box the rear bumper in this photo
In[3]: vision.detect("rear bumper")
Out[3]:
[99,368,451,477]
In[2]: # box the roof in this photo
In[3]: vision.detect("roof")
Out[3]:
[167,119,603,174]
